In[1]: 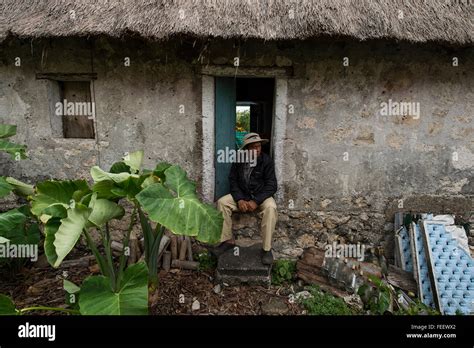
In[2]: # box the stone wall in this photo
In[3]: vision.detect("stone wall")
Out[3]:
[1,37,472,258]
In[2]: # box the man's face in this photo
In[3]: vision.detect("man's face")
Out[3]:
[247,142,262,158]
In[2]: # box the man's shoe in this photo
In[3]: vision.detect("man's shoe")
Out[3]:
[261,249,273,265]
[210,242,234,257]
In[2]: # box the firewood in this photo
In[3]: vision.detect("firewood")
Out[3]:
[157,235,170,263]
[179,236,188,261]
[60,255,95,268]
[171,259,199,270]
[128,231,140,266]
[187,237,193,261]
[170,235,178,260]
[162,251,171,271]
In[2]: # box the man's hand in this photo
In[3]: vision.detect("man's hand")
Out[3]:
[247,200,258,212]
[238,200,248,212]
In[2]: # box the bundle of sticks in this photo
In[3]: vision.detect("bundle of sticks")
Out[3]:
[111,231,199,271]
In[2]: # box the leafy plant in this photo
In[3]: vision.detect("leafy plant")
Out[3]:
[90,151,223,287]
[1,148,223,315]
[299,286,355,315]
[0,124,27,160]
[394,297,440,315]
[0,205,40,274]
[0,294,79,315]
[357,275,393,314]
[195,250,217,271]
[271,259,296,285]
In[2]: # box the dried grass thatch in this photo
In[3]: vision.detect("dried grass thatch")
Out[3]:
[0,0,473,45]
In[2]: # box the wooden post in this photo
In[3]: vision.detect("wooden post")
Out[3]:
[179,236,188,261]
[162,251,171,271]
[186,237,193,261]
[128,230,140,266]
[170,236,178,260]
[171,260,199,270]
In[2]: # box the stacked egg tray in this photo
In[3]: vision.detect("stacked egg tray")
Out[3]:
[409,222,435,309]
[421,220,474,315]
[395,225,413,273]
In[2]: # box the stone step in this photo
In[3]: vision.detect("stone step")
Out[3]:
[216,243,272,286]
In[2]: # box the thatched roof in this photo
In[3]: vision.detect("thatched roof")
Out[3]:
[1,0,473,45]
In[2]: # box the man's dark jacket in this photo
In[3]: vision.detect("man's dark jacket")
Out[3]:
[228,152,277,205]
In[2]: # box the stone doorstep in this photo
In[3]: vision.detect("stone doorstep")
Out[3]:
[216,243,272,286]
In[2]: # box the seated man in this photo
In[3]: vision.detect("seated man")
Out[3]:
[214,132,278,265]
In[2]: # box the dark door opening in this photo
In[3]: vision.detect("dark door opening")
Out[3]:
[215,77,275,200]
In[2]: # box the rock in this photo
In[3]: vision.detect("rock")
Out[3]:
[213,284,221,294]
[320,199,332,208]
[261,297,289,315]
[216,243,272,286]
[311,221,324,230]
[295,290,312,301]
[324,219,338,230]
[296,234,315,248]
[192,299,200,311]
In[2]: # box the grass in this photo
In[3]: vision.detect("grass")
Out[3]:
[299,286,356,315]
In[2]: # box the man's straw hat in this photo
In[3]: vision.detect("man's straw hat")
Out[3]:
[240,132,269,150]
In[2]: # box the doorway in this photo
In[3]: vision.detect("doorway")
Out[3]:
[214,77,275,200]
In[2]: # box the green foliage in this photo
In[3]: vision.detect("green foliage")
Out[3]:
[195,250,217,271]
[357,275,392,314]
[299,286,355,315]
[1,147,222,315]
[0,293,78,315]
[0,124,27,160]
[0,177,14,198]
[136,165,223,244]
[271,259,296,285]
[0,294,18,315]
[79,262,148,315]
[236,109,250,132]
[0,206,40,273]
[394,297,440,315]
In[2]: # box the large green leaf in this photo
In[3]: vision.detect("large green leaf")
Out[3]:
[0,177,14,198]
[109,161,131,174]
[122,150,144,174]
[0,209,26,237]
[0,140,26,159]
[91,166,138,184]
[0,124,26,159]
[44,218,61,266]
[5,177,34,197]
[0,294,18,315]
[92,180,124,200]
[87,193,124,227]
[152,162,172,182]
[31,180,90,217]
[79,262,148,315]
[0,208,40,246]
[0,124,17,139]
[136,165,223,244]
[51,204,90,267]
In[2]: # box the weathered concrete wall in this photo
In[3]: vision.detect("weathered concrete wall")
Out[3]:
[0,37,202,183]
[1,37,473,259]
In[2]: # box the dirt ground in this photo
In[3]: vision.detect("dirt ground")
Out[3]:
[0,248,304,315]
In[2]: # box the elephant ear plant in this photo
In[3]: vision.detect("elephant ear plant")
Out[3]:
[0,150,223,315]
[90,150,223,288]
